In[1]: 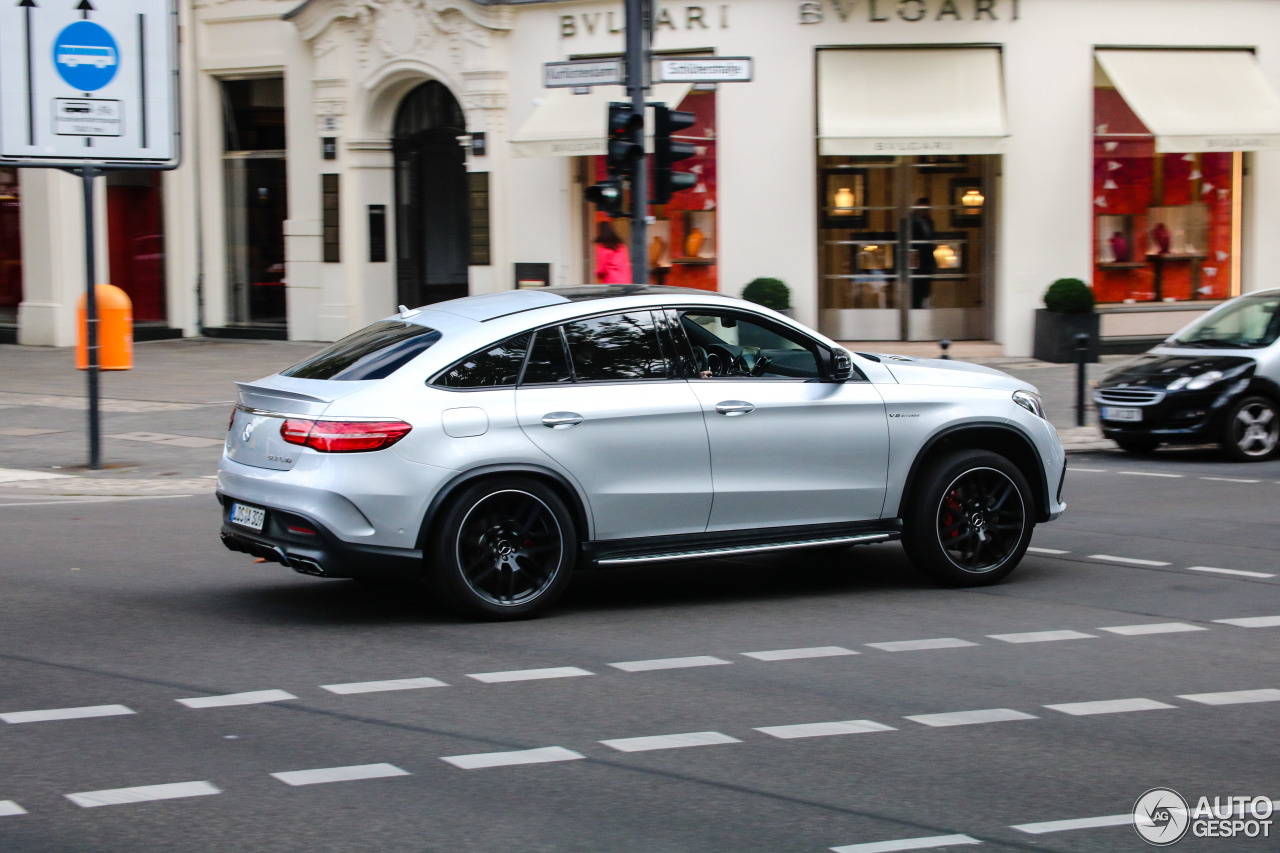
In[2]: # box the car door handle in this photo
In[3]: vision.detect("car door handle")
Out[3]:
[541,412,584,428]
[714,401,755,416]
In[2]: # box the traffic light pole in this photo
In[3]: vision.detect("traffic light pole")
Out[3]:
[624,0,648,280]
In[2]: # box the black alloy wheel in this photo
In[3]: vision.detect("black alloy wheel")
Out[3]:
[903,450,1035,586]
[1222,395,1280,461]
[433,478,576,619]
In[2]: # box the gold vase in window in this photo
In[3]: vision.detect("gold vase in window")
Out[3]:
[684,227,705,258]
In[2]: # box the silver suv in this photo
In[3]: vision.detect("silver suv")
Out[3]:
[218,286,1066,619]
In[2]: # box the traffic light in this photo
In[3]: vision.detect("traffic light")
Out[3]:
[652,104,697,205]
[584,177,625,216]
[606,102,644,174]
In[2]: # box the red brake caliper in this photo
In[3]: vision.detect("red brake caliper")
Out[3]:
[942,489,963,539]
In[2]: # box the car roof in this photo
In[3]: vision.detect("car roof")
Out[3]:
[418,285,737,323]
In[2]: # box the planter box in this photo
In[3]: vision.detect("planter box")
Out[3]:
[1033,309,1100,363]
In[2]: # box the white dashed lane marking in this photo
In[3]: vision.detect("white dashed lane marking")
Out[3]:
[321,677,447,695]
[1044,698,1177,716]
[270,763,410,786]
[1185,565,1276,579]
[905,708,1037,728]
[1010,813,1132,834]
[466,667,593,683]
[1088,554,1171,567]
[441,746,584,770]
[65,781,220,808]
[0,704,134,724]
[608,656,732,672]
[1200,476,1259,483]
[0,801,26,817]
[176,690,296,709]
[1177,689,1280,706]
[754,720,895,740]
[864,638,978,652]
[1119,471,1183,478]
[600,731,741,752]
[1026,546,1069,555]
[987,630,1096,644]
[741,646,858,661]
[1215,615,1280,628]
[1099,622,1206,635]
[831,834,982,852]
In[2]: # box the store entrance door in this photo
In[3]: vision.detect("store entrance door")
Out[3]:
[818,155,995,342]
[393,81,469,308]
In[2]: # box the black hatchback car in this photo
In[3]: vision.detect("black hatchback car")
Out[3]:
[1094,288,1280,461]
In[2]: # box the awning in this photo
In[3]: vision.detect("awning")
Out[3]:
[817,49,1008,156]
[1095,50,1280,153]
[510,84,692,158]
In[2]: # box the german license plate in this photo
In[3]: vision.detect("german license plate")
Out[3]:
[229,502,266,532]
[1101,406,1142,422]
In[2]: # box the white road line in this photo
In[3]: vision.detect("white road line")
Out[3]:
[1200,476,1260,484]
[905,708,1037,728]
[321,677,447,695]
[0,704,134,724]
[600,731,741,752]
[466,667,593,684]
[1119,471,1183,478]
[1177,689,1280,706]
[1186,565,1276,579]
[742,646,858,662]
[608,656,732,672]
[176,689,296,709]
[441,746,584,770]
[1099,622,1206,636]
[0,801,26,817]
[1027,547,1070,555]
[65,781,220,808]
[987,630,1097,644]
[831,834,982,852]
[270,763,410,786]
[1044,698,1176,716]
[0,495,197,508]
[1069,468,1107,473]
[865,638,978,652]
[1088,554,1171,567]
[754,720,895,739]
[1215,615,1280,628]
[1011,814,1132,834]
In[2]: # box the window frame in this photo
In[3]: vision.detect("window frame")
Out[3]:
[429,332,534,391]
[517,309,678,387]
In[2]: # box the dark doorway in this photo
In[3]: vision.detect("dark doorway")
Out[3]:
[393,81,469,308]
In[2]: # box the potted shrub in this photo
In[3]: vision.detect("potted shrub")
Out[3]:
[742,277,792,316]
[1032,278,1100,363]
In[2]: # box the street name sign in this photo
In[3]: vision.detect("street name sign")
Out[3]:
[655,57,753,83]
[0,0,179,167]
[544,59,625,88]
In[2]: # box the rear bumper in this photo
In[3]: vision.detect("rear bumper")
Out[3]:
[217,492,422,580]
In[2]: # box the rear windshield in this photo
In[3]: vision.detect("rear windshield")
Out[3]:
[282,320,441,380]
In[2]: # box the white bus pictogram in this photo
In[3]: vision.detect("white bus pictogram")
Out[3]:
[56,45,117,69]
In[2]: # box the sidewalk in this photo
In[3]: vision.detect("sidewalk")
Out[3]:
[0,338,1120,496]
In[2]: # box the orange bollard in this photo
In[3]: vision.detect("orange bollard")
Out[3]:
[76,284,133,370]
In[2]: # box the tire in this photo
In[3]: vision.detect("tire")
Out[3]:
[902,450,1035,587]
[1113,436,1159,454]
[1220,395,1280,462]
[431,477,576,620]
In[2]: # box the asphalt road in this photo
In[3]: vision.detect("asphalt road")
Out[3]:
[1,448,1278,853]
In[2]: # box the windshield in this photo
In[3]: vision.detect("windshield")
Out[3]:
[281,320,441,380]
[1169,293,1280,349]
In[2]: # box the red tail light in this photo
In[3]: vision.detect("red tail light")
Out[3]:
[279,418,412,453]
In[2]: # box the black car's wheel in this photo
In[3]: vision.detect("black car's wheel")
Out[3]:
[903,450,1035,586]
[1221,395,1280,461]
[432,477,576,620]
[1113,436,1159,454]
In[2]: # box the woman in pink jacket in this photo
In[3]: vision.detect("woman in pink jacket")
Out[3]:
[594,220,633,284]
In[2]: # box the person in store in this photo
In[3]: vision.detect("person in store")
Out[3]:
[909,198,936,309]
[594,220,632,284]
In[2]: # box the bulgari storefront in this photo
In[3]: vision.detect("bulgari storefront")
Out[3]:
[7,0,1280,356]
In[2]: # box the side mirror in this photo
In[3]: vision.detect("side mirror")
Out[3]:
[827,347,854,382]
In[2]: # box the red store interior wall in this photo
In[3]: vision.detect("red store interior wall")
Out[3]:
[1092,88,1235,303]
[106,172,167,322]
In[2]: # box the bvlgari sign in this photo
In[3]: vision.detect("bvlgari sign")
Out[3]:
[798,0,1021,24]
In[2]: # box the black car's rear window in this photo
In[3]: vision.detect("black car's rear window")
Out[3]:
[282,320,441,381]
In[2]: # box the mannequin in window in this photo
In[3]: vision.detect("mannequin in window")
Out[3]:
[594,220,632,284]
[910,198,936,309]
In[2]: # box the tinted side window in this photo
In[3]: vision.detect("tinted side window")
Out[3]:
[681,312,820,379]
[562,312,667,382]
[435,334,531,388]
[282,320,441,381]
[522,328,574,385]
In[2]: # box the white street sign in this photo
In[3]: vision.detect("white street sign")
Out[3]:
[544,59,625,89]
[656,57,753,83]
[0,0,179,167]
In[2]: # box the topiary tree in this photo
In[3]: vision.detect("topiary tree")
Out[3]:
[1043,278,1095,313]
[742,277,791,311]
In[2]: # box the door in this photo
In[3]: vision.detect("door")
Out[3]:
[676,309,889,532]
[515,312,713,541]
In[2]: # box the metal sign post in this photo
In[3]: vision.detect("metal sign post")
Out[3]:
[1,0,179,468]
[624,0,649,280]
